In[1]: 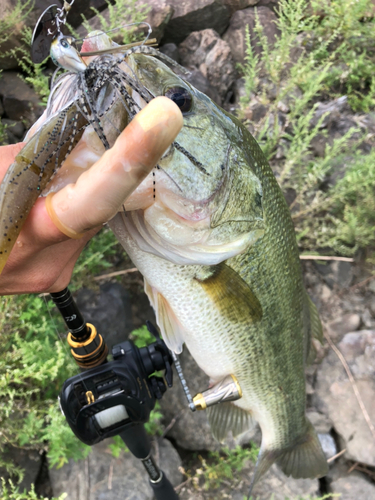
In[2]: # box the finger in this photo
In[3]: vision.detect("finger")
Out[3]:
[0,143,26,181]
[51,96,183,234]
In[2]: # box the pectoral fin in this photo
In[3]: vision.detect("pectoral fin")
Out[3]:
[144,279,185,353]
[195,263,262,324]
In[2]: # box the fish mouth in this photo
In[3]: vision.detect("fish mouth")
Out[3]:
[123,145,229,225]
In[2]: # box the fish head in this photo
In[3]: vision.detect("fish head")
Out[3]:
[122,53,265,266]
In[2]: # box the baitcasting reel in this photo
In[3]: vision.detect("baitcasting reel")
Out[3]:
[59,337,173,446]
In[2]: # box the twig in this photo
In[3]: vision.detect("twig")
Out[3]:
[93,267,138,281]
[347,275,375,292]
[161,410,184,439]
[108,461,114,490]
[175,476,193,492]
[324,329,375,442]
[299,255,354,262]
[347,462,359,474]
[327,448,347,463]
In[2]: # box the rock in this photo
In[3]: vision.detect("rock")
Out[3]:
[2,119,25,139]
[143,0,175,41]
[251,464,320,499]
[223,0,260,15]
[318,433,337,459]
[50,438,182,500]
[0,446,42,493]
[77,0,174,43]
[331,471,375,500]
[245,102,268,122]
[326,313,361,341]
[310,133,328,157]
[369,279,375,293]
[307,410,333,434]
[90,0,109,11]
[162,0,232,45]
[334,260,353,287]
[183,69,221,104]
[65,0,93,28]
[314,330,375,467]
[159,43,180,62]
[159,347,221,451]
[223,6,279,64]
[179,29,236,103]
[0,72,43,126]
[310,96,348,129]
[76,282,134,350]
[313,260,353,289]
[362,308,374,329]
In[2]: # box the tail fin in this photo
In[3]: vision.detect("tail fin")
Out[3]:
[247,419,328,499]
[276,419,328,479]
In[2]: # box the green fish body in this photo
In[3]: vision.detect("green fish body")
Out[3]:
[109,53,328,489]
[0,36,328,490]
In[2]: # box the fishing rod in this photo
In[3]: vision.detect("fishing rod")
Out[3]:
[50,287,179,500]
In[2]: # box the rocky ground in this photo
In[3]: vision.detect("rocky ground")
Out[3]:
[0,0,374,499]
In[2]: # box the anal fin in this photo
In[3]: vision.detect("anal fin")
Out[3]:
[207,402,255,443]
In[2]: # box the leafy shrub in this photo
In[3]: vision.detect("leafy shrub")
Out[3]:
[240,0,375,256]
[0,479,66,500]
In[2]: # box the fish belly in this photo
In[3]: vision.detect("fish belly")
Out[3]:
[109,214,307,449]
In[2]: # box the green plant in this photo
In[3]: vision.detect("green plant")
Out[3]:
[0,0,33,48]
[70,227,121,290]
[311,0,375,111]
[240,0,375,258]
[81,0,150,45]
[0,294,90,473]
[129,324,155,348]
[0,479,66,500]
[197,446,258,490]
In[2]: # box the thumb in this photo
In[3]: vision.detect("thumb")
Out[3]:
[49,96,183,235]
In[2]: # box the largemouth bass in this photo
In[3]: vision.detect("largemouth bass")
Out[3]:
[0,33,328,492]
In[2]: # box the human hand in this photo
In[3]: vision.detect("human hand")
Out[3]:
[0,97,183,295]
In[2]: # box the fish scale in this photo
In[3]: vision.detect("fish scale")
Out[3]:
[0,31,328,493]
[108,51,328,493]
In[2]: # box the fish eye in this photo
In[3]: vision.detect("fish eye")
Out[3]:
[60,39,69,49]
[164,86,193,113]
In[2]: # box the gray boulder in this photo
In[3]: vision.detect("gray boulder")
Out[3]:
[49,438,182,500]
[179,29,236,104]
[223,6,279,64]
[162,0,232,45]
[77,0,174,43]
[331,471,375,500]
[0,72,43,127]
[0,446,42,493]
[159,347,221,451]
[314,330,375,467]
